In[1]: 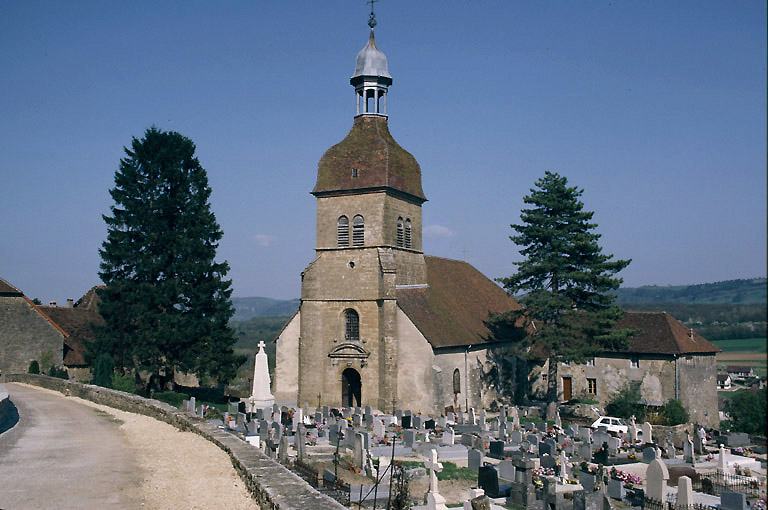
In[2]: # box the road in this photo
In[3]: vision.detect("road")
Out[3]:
[0,383,144,509]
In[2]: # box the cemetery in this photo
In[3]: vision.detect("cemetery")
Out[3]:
[191,360,768,510]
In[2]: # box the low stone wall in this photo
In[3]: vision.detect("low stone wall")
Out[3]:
[2,374,346,510]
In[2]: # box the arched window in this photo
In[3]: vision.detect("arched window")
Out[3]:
[405,219,412,248]
[396,217,404,247]
[352,215,364,246]
[337,216,349,247]
[453,368,461,395]
[345,309,360,341]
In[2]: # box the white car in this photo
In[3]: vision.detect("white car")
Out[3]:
[590,416,628,435]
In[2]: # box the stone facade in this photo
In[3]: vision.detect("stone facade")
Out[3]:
[0,286,66,375]
[528,311,721,428]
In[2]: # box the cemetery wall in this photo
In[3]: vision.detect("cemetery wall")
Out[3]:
[2,374,347,510]
[274,311,300,405]
[0,295,65,374]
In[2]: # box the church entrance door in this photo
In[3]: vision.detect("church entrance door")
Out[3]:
[341,368,361,407]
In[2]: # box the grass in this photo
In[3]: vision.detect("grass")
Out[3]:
[396,460,476,481]
[711,337,767,353]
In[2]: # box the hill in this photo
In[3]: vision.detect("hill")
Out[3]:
[615,278,766,304]
[231,297,299,321]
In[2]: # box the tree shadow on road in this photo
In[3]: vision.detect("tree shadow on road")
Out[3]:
[0,401,20,435]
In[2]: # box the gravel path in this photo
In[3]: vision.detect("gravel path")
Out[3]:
[3,383,260,510]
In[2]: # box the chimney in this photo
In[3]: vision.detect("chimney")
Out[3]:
[49,301,57,307]
[66,298,74,308]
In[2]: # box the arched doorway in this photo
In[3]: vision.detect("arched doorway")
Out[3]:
[341,368,361,408]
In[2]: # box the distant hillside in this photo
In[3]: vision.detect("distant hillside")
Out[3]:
[615,278,766,304]
[231,297,299,321]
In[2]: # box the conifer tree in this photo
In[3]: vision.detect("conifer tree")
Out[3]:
[95,127,243,389]
[497,171,633,419]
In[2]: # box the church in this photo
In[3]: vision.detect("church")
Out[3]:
[273,19,520,414]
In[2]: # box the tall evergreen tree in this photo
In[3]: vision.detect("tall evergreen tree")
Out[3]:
[95,127,243,389]
[497,171,633,419]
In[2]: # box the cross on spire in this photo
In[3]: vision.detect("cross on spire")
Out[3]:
[366,0,379,28]
[258,340,266,350]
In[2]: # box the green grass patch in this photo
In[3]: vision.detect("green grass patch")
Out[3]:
[712,337,767,353]
[395,460,476,481]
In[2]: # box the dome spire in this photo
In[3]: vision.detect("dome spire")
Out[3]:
[352,0,391,117]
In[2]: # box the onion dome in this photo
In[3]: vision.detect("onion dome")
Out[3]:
[352,29,391,81]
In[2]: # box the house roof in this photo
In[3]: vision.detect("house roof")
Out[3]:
[38,286,104,367]
[717,374,731,382]
[616,311,720,355]
[312,116,426,202]
[0,277,23,296]
[395,256,520,348]
[725,365,754,373]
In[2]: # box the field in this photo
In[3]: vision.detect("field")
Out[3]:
[713,337,767,376]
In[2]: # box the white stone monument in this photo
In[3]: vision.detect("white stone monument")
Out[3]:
[425,448,448,510]
[677,476,694,508]
[248,341,275,413]
[646,455,669,502]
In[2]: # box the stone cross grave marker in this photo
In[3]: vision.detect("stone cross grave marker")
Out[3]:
[684,433,694,463]
[425,448,448,510]
[718,444,727,471]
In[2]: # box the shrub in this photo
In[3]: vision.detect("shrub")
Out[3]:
[91,354,114,388]
[605,381,645,420]
[47,365,69,380]
[661,399,689,425]
[39,349,54,374]
[28,360,40,374]
[724,388,767,436]
[111,372,137,394]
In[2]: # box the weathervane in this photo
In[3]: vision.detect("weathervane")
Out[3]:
[367,0,378,28]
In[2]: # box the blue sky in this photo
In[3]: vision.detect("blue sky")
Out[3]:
[1,1,765,303]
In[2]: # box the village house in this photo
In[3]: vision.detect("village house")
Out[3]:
[725,365,755,380]
[529,311,721,428]
[717,373,732,390]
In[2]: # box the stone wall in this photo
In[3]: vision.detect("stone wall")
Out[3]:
[1,374,346,510]
[529,352,719,427]
[0,295,65,374]
[273,312,300,405]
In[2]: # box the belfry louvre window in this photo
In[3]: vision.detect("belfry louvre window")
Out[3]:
[337,216,349,247]
[397,217,404,247]
[352,215,364,246]
[405,219,412,248]
[345,309,360,341]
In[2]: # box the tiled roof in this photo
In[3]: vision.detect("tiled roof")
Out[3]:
[617,311,720,355]
[0,277,23,296]
[396,256,520,348]
[312,116,426,202]
[38,286,105,367]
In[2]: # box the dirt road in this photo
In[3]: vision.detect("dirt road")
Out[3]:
[0,383,259,510]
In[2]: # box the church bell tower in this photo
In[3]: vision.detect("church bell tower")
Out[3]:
[297,12,428,410]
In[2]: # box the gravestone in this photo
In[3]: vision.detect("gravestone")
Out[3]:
[247,420,258,434]
[498,460,516,481]
[425,419,436,429]
[259,420,269,437]
[538,441,553,457]
[607,477,625,500]
[578,442,592,460]
[579,427,592,442]
[457,410,464,424]
[314,412,322,425]
[322,406,329,418]
[677,476,694,507]
[725,433,749,447]
[524,422,535,431]
[642,446,657,464]
[489,441,505,459]
[720,491,747,510]
[413,416,423,429]
[537,422,547,433]
[442,427,455,445]
[468,408,477,425]
[580,470,597,492]
[395,409,403,425]
[641,422,653,444]
[437,415,447,428]
[607,436,621,455]
[403,429,417,448]
[446,411,454,423]
[540,454,557,470]
[468,448,484,473]
[425,448,448,510]
[295,424,306,460]
[558,449,569,482]
[478,464,511,499]
[401,415,412,429]
[665,439,676,461]
[646,456,669,501]
[479,410,488,431]
[352,413,362,428]
[278,434,290,462]
[527,433,539,445]
[354,432,366,469]
[373,418,385,437]
[693,433,704,455]
[718,444,727,471]
[628,418,637,444]
[593,442,609,464]
[460,434,475,447]
[510,430,523,444]
[683,435,694,463]
[497,419,507,440]
[567,424,579,437]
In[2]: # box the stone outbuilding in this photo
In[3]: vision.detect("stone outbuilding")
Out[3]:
[273,23,520,414]
[0,277,66,375]
[529,311,721,427]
